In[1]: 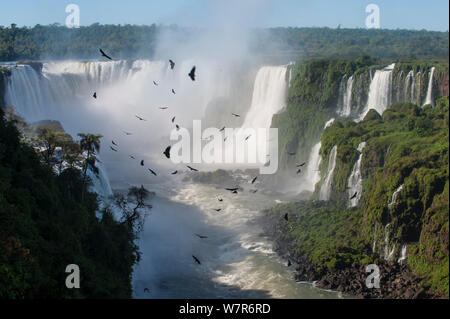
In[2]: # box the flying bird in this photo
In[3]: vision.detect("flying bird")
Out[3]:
[232,190,238,194]
[232,113,240,117]
[172,89,176,95]
[195,234,208,239]
[99,48,112,60]
[188,66,196,81]
[93,92,97,99]
[110,146,118,152]
[284,213,289,221]
[140,160,145,166]
[148,168,157,176]
[251,177,257,184]
[129,155,136,160]
[350,192,358,200]
[135,115,147,121]
[153,81,158,86]
[297,162,306,167]
[296,168,302,174]
[171,170,178,175]
[172,116,176,123]
[163,146,171,159]
[187,165,198,172]
[219,126,226,132]
[245,135,252,141]
[176,124,180,131]
[192,255,201,265]
[213,208,222,212]
[169,59,175,69]
[112,140,118,146]
[123,131,132,136]
[225,188,239,192]
[218,198,223,202]
[159,107,168,110]
[249,189,258,194]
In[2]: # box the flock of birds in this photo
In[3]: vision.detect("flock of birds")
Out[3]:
[94,49,359,293]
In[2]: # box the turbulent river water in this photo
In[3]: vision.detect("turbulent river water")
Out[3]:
[131,182,343,299]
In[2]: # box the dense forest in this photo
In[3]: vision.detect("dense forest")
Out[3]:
[0,23,448,61]
[0,108,149,298]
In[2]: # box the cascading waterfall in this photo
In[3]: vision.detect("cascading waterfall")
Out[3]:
[404,70,416,103]
[319,145,337,201]
[424,67,435,106]
[241,66,288,130]
[398,245,407,265]
[347,142,366,207]
[384,184,404,261]
[360,63,395,120]
[298,142,322,193]
[337,75,353,117]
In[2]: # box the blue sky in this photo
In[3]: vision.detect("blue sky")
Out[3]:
[1,0,448,31]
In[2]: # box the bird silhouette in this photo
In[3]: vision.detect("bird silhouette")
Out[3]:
[350,192,358,200]
[110,146,118,152]
[188,66,196,81]
[172,89,176,95]
[297,162,306,167]
[153,81,158,86]
[169,60,175,69]
[245,135,252,141]
[219,126,226,132]
[93,92,97,99]
[148,168,157,176]
[192,255,201,265]
[140,160,145,166]
[159,107,168,110]
[284,213,289,221]
[218,198,223,202]
[187,165,198,172]
[251,177,257,184]
[123,131,132,136]
[163,146,171,159]
[135,115,147,121]
[213,208,222,212]
[112,140,118,146]
[172,116,176,123]
[195,234,208,239]
[249,189,258,194]
[99,48,112,60]
[129,155,136,159]
[171,170,178,175]
[296,168,302,174]
[225,187,239,192]
[232,113,240,117]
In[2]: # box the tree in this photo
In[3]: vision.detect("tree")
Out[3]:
[114,185,153,233]
[77,133,103,201]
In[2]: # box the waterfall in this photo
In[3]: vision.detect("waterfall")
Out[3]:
[388,184,403,211]
[383,184,403,261]
[347,142,366,207]
[404,70,415,103]
[319,145,337,201]
[424,67,436,106]
[241,66,288,130]
[398,245,407,265]
[87,160,114,200]
[324,118,335,129]
[360,63,395,120]
[298,142,322,193]
[337,75,353,117]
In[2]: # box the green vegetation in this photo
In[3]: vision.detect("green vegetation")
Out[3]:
[269,97,449,297]
[0,24,448,61]
[0,109,147,298]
